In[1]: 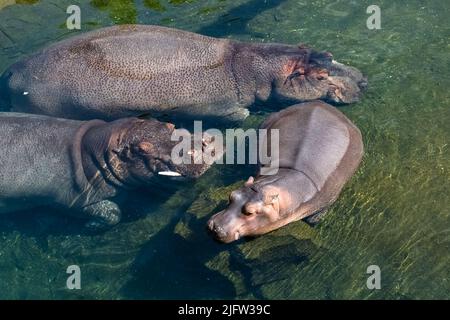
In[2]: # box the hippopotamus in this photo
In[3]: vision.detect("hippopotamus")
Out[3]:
[0,112,216,228]
[207,101,364,243]
[0,24,366,122]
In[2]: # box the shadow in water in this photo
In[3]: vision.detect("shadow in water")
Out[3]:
[122,215,236,299]
[122,191,323,299]
[121,164,253,298]
[0,186,176,239]
[198,0,287,38]
[228,237,318,299]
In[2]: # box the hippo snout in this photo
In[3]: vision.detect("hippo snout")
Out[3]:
[207,211,243,243]
[207,220,228,240]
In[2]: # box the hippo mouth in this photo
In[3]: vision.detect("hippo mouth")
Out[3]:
[286,48,367,104]
[150,160,184,178]
[325,60,368,103]
[207,218,245,243]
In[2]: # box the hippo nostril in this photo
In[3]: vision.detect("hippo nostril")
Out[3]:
[358,79,368,91]
[207,220,227,239]
[213,225,227,239]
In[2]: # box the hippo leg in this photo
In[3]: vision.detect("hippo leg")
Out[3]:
[303,208,329,226]
[82,200,122,229]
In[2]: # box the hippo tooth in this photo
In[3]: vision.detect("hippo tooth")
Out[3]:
[23,91,29,95]
[158,171,182,177]
[234,232,240,241]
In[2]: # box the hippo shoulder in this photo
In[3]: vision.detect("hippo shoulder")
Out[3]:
[61,24,231,80]
[261,102,359,191]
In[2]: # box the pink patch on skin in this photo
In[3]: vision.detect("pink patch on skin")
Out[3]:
[282,59,298,77]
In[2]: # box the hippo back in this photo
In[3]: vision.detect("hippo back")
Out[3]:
[55,24,230,80]
[259,101,363,198]
[5,25,239,120]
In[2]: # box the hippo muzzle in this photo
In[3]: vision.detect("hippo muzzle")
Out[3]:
[271,46,367,105]
[326,60,368,103]
[207,177,283,243]
[208,209,247,243]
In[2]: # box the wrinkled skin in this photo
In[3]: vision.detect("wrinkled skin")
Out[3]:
[0,113,219,228]
[86,117,216,184]
[208,101,364,243]
[208,174,300,243]
[0,25,366,122]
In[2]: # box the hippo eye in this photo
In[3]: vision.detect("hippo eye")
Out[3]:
[242,204,256,216]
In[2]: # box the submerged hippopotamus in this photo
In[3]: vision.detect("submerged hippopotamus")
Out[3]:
[207,101,364,243]
[0,113,216,228]
[0,25,366,122]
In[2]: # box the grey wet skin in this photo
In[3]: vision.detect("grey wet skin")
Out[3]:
[0,113,214,228]
[0,25,366,122]
[207,101,364,243]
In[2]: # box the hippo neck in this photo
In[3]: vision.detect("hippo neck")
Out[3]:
[81,119,138,190]
[258,168,318,216]
[69,119,107,205]
[231,42,292,103]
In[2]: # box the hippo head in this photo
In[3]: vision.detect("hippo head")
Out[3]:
[270,45,367,104]
[111,118,218,184]
[208,176,292,243]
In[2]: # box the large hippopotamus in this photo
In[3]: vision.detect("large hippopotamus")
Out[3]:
[207,101,364,243]
[0,25,366,122]
[0,113,216,228]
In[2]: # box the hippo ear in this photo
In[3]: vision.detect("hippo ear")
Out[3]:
[298,45,311,58]
[164,122,175,132]
[297,43,310,50]
[137,142,155,154]
[283,58,307,85]
[244,176,254,187]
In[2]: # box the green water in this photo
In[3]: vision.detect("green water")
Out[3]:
[0,0,448,299]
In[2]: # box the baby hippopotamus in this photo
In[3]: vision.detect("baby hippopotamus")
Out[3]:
[207,101,364,243]
[0,113,215,228]
[0,25,366,122]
